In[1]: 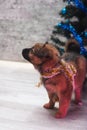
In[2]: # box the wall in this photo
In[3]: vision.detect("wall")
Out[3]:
[0,0,64,62]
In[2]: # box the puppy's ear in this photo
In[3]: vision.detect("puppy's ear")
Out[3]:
[36,42,50,58]
[45,41,48,45]
[38,49,51,59]
[42,42,48,48]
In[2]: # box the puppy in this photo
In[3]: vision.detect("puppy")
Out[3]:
[22,40,87,118]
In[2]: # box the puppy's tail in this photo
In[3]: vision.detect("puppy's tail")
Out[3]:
[65,39,80,54]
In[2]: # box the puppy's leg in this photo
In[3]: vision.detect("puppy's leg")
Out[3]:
[43,93,56,109]
[75,85,83,105]
[55,89,72,118]
[55,99,71,118]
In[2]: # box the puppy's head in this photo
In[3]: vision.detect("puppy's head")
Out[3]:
[22,43,60,66]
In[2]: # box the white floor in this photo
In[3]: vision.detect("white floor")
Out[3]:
[0,60,87,130]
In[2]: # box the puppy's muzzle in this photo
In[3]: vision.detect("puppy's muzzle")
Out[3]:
[22,48,30,61]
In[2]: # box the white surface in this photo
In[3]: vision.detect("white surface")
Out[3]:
[0,60,87,130]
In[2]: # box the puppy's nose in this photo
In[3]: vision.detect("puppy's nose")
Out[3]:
[22,48,29,61]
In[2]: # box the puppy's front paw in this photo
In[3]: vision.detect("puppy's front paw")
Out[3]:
[43,103,54,109]
[55,112,66,118]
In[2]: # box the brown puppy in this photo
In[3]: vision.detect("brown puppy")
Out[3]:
[22,40,87,118]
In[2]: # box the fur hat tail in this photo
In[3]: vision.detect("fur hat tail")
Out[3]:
[65,39,80,54]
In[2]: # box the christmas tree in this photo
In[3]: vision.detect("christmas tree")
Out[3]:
[51,0,87,57]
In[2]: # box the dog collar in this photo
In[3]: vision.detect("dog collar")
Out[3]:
[41,65,62,78]
[41,59,77,89]
[36,59,77,88]
[36,65,62,87]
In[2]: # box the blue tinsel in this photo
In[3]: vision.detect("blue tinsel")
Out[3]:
[58,22,87,56]
[67,0,87,13]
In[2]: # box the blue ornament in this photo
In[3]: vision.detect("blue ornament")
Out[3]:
[57,23,62,27]
[84,32,87,37]
[61,7,67,14]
